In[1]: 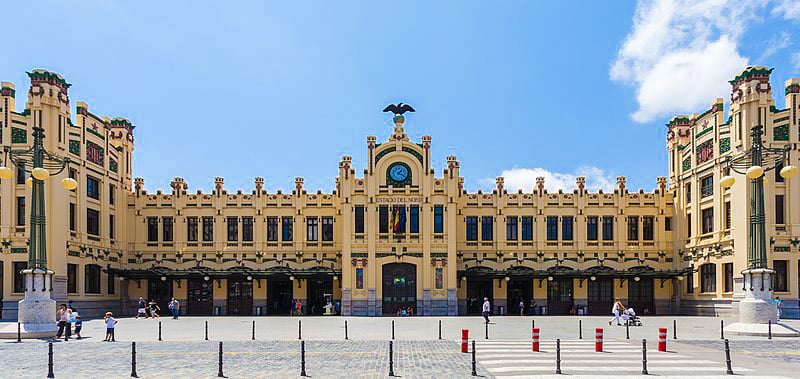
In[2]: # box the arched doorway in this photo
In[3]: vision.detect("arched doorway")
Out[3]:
[587,267,615,316]
[227,278,253,316]
[382,263,417,315]
[465,267,494,315]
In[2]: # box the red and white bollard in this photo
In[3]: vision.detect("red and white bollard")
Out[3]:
[658,328,667,352]
[595,328,603,352]
[531,327,540,352]
[461,329,469,353]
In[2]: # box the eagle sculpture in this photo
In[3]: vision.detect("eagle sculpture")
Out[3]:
[382,103,415,115]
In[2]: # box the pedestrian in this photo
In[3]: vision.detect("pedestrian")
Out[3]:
[148,299,161,318]
[775,297,783,321]
[135,297,147,319]
[530,299,537,316]
[74,315,83,340]
[296,299,303,316]
[335,300,341,315]
[482,297,491,324]
[168,297,180,320]
[519,299,525,316]
[291,299,296,316]
[56,304,72,340]
[104,312,118,342]
[608,298,624,326]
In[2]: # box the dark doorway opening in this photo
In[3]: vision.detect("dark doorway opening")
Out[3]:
[148,279,173,315]
[628,278,655,315]
[382,263,417,315]
[307,277,333,316]
[0,262,3,318]
[187,278,213,316]
[587,278,614,315]
[466,279,493,315]
[547,278,574,315]
[507,279,533,316]
[227,278,253,316]
[267,278,292,315]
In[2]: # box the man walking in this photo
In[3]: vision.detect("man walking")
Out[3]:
[169,297,180,320]
[482,297,491,324]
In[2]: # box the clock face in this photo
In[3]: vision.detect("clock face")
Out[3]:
[389,164,409,182]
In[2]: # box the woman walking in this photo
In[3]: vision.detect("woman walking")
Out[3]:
[608,298,624,326]
[55,304,72,340]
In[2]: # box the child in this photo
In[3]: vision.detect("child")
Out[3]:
[104,312,118,342]
[74,315,83,340]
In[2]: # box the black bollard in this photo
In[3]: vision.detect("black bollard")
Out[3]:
[298,320,302,340]
[47,342,55,378]
[392,320,395,340]
[300,340,307,377]
[471,340,477,376]
[673,319,677,339]
[485,322,488,340]
[252,320,256,341]
[579,319,582,339]
[532,319,535,330]
[345,320,349,340]
[389,340,395,377]
[724,339,733,375]
[439,320,442,340]
[641,339,648,375]
[626,321,630,339]
[158,321,162,341]
[217,341,224,377]
[556,339,562,374]
[205,320,209,341]
[768,320,772,340]
[131,342,138,378]
[17,322,21,343]
[720,319,724,340]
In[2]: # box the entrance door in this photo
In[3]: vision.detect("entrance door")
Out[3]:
[148,279,173,314]
[466,279,493,315]
[187,279,213,315]
[0,262,3,318]
[227,279,253,316]
[267,279,292,315]
[382,263,417,315]
[507,279,533,316]
[587,278,614,315]
[307,277,333,316]
[547,278,574,315]
[628,278,655,315]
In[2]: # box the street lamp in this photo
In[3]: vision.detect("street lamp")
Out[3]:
[721,124,798,332]
[1,125,75,338]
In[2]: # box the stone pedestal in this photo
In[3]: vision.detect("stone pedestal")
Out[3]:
[0,269,58,339]
[727,268,800,337]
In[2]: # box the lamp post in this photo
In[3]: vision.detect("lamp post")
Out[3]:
[1,125,75,338]
[721,125,798,333]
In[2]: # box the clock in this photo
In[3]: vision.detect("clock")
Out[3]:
[389,164,409,182]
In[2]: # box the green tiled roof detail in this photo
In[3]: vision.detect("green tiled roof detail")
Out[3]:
[26,70,71,88]
[773,124,789,141]
[402,146,424,166]
[11,127,27,143]
[719,137,730,154]
[682,157,691,171]
[728,67,773,85]
[68,140,80,156]
[109,158,118,173]
[695,126,714,138]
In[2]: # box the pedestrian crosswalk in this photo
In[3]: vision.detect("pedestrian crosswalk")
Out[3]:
[473,340,753,377]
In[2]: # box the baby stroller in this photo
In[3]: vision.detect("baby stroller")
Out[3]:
[622,308,642,326]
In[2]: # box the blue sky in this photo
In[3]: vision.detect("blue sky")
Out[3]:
[2,1,799,193]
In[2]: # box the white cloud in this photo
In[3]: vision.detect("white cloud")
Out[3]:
[483,166,616,193]
[757,31,792,62]
[611,0,772,123]
[772,0,800,20]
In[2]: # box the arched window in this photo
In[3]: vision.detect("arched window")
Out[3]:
[700,264,716,293]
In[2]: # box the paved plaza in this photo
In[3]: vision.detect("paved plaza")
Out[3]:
[1,316,800,378]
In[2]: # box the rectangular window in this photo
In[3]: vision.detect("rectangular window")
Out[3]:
[109,214,115,240]
[354,206,365,234]
[586,216,598,241]
[163,216,173,242]
[109,184,115,205]
[409,206,419,234]
[561,216,573,241]
[147,217,159,242]
[546,216,558,241]
[242,217,253,242]
[602,216,614,240]
[433,206,444,233]
[87,176,100,200]
[776,195,785,224]
[643,216,654,241]
[202,216,214,241]
[16,162,25,185]
[69,203,76,231]
[86,208,100,236]
[435,267,444,290]
[322,217,334,241]
[108,272,115,295]
[227,216,238,241]
[187,216,198,242]
[85,265,101,294]
[465,216,478,241]
[67,263,78,294]
[282,216,293,241]
[701,207,714,234]
[774,260,788,292]
[307,217,319,241]
[686,272,694,294]
[355,268,364,289]
[379,206,389,233]
[665,217,672,231]
[687,214,692,237]
[267,217,279,241]
[506,217,518,241]
[700,175,713,198]
[627,216,639,241]
[685,183,691,204]
[16,197,25,226]
[481,216,493,241]
[725,202,731,229]
[13,262,27,293]
[700,264,716,293]
[521,216,534,241]
[723,262,733,293]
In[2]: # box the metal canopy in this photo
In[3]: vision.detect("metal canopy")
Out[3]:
[459,265,690,280]
[107,266,341,280]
